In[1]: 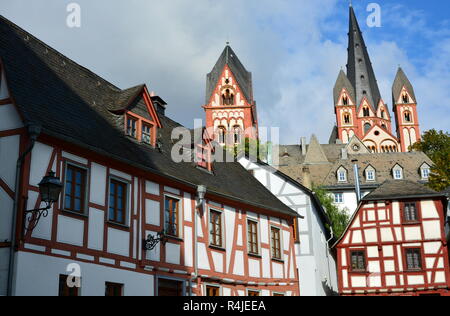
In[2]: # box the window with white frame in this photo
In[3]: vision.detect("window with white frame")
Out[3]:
[164,196,180,237]
[334,193,344,204]
[420,163,431,180]
[209,209,223,248]
[393,165,403,180]
[365,166,376,182]
[337,167,347,183]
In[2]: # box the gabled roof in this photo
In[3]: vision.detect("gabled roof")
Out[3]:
[392,67,416,104]
[333,70,356,105]
[206,45,253,104]
[362,180,444,201]
[0,16,295,218]
[346,6,382,111]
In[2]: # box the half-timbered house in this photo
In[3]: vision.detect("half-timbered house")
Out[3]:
[0,16,299,296]
[335,180,450,296]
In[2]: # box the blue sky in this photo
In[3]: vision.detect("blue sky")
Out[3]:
[1,0,449,144]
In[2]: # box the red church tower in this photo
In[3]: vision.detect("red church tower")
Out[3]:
[393,68,421,152]
[203,45,259,146]
[333,6,421,153]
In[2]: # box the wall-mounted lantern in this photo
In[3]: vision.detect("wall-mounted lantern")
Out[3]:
[144,230,168,251]
[25,171,62,232]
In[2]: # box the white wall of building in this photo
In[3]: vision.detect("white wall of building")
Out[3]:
[239,157,338,296]
[14,251,154,296]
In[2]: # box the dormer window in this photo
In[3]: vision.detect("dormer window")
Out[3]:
[420,163,431,180]
[125,113,157,146]
[126,117,137,138]
[365,166,376,182]
[142,124,152,145]
[337,167,347,183]
[393,165,404,180]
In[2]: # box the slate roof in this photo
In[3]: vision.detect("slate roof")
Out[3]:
[275,139,433,190]
[392,67,416,104]
[346,6,382,110]
[0,16,296,218]
[333,70,356,105]
[362,180,443,201]
[206,45,253,104]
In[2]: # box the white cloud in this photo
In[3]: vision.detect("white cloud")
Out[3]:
[1,0,449,145]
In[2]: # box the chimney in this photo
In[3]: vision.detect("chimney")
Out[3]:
[300,137,307,156]
[151,95,167,116]
[302,166,312,190]
[341,148,348,160]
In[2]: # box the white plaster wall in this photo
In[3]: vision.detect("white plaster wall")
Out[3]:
[90,163,106,206]
[88,208,104,251]
[107,228,129,257]
[57,215,84,247]
[0,135,20,190]
[0,104,23,132]
[145,199,160,226]
[14,251,154,296]
[29,142,53,187]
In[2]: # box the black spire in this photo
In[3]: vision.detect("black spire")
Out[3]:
[205,45,253,105]
[346,6,382,111]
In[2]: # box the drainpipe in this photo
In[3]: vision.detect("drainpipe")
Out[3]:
[352,159,361,203]
[191,185,206,296]
[7,124,41,296]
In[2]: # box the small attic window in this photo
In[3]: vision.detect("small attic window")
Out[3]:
[381,110,386,119]
[420,164,431,180]
[142,124,152,145]
[365,167,376,182]
[337,167,347,183]
[392,165,404,180]
[127,116,137,138]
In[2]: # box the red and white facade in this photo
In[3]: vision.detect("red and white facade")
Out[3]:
[336,196,450,296]
[0,64,299,296]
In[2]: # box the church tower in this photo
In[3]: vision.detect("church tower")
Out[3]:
[333,6,400,153]
[203,45,259,146]
[393,67,421,152]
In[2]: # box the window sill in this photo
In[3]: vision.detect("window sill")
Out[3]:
[248,253,262,259]
[61,209,89,219]
[209,244,226,252]
[107,221,130,230]
[402,221,421,226]
[165,235,183,243]
[349,270,369,275]
[271,258,284,264]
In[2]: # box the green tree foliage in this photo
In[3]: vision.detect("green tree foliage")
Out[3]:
[313,186,351,239]
[226,137,269,161]
[412,129,450,192]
